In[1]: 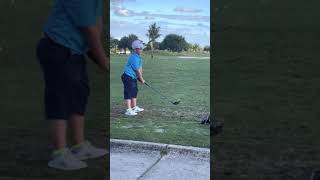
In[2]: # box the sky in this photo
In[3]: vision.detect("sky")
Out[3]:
[110,0,210,47]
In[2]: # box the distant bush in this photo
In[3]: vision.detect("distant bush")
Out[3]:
[160,34,189,52]
[143,50,210,57]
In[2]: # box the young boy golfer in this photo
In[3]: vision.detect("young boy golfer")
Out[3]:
[121,40,145,116]
[36,0,109,170]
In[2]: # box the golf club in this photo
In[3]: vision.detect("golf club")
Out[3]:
[144,82,180,105]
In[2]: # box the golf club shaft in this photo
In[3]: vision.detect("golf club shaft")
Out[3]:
[144,82,175,104]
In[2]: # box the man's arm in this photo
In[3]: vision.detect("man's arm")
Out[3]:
[81,25,109,72]
[97,16,103,37]
[62,1,108,71]
[136,68,145,83]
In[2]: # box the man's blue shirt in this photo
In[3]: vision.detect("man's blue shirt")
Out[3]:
[123,52,142,79]
[44,0,102,54]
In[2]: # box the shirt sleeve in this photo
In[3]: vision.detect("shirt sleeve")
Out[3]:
[62,0,99,27]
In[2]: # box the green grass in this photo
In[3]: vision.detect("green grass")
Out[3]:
[213,0,320,179]
[110,54,210,148]
[0,0,108,179]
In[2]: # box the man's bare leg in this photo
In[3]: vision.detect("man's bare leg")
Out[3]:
[50,120,67,150]
[69,113,85,146]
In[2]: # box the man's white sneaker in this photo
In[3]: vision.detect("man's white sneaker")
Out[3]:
[132,106,144,113]
[48,148,88,170]
[125,108,137,116]
[71,141,108,160]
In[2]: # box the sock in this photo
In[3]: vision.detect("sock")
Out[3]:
[53,148,66,156]
[71,142,84,150]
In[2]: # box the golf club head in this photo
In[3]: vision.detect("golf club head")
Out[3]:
[172,100,180,105]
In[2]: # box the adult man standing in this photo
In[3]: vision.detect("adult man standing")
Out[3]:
[36,0,109,170]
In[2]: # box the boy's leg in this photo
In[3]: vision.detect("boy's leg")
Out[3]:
[124,99,137,115]
[126,99,132,109]
[131,98,144,112]
[122,74,133,110]
[50,120,67,150]
[131,98,137,108]
[69,113,85,146]
[131,79,138,108]
[131,82,144,112]
[122,74,137,115]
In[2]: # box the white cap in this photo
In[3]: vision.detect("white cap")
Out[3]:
[132,40,144,49]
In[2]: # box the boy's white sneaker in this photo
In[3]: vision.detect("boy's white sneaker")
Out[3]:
[125,108,137,116]
[71,141,108,160]
[48,148,88,170]
[132,106,144,113]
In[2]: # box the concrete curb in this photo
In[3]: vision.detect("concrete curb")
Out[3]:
[111,139,210,158]
[111,139,167,151]
[167,144,210,158]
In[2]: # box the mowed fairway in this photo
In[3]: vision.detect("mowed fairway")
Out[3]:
[0,1,108,179]
[110,54,210,148]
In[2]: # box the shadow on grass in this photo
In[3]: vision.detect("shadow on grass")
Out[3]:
[0,128,109,180]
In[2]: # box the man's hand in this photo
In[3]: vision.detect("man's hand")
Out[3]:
[87,50,109,71]
[81,16,109,72]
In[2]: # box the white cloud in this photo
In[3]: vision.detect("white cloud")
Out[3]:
[174,7,202,13]
[111,0,136,13]
[113,8,209,22]
[110,4,210,46]
[114,8,130,16]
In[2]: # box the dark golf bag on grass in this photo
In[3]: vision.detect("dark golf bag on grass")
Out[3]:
[200,115,223,136]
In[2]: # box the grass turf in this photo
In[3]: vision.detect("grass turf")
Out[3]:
[110,54,210,148]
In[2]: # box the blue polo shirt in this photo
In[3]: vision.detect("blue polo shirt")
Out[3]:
[44,0,102,55]
[123,51,142,79]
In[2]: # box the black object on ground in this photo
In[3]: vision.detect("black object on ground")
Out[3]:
[211,121,223,136]
[200,115,223,136]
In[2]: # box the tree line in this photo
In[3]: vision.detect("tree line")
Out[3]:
[110,23,210,56]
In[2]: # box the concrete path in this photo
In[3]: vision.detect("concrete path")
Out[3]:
[110,139,210,180]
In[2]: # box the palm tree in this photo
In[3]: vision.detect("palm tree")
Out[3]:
[146,23,161,59]
[192,43,200,52]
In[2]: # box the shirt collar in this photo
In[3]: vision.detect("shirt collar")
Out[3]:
[131,51,141,58]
